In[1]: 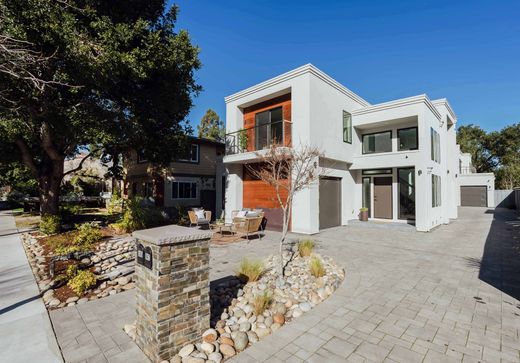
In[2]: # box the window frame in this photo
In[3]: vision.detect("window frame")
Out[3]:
[362,130,392,154]
[171,181,198,200]
[343,110,352,144]
[177,143,200,164]
[431,174,441,207]
[397,126,418,151]
[255,106,284,150]
[362,168,392,175]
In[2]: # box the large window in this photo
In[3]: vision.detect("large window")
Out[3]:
[362,131,392,154]
[343,111,352,144]
[255,107,283,150]
[398,168,415,220]
[431,174,441,207]
[430,128,440,163]
[172,181,197,199]
[178,144,199,163]
[398,127,418,151]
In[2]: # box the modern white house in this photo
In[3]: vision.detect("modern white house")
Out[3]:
[223,64,494,233]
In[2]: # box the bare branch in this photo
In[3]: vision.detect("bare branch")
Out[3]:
[63,152,92,176]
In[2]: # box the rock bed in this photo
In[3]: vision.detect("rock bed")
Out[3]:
[21,232,136,309]
[126,250,345,363]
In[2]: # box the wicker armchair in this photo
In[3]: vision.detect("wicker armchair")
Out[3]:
[231,216,263,239]
[188,210,212,227]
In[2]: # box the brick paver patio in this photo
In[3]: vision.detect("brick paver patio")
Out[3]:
[50,207,520,362]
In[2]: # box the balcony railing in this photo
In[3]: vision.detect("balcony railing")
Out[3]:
[460,166,477,174]
[225,120,292,155]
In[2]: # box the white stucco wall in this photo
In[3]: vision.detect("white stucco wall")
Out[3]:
[458,173,495,207]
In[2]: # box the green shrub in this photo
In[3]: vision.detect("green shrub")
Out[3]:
[174,204,189,226]
[298,239,315,257]
[51,223,101,255]
[67,269,96,296]
[107,194,123,215]
[114,197,167,232]
[73,223,102,246]
[253,290,272,315]
[236,258,264,282]
[66,264,78,279]
[309,255,325,278]
[40,214,61,234]
[60,203,83,217]
[359,207,368,212]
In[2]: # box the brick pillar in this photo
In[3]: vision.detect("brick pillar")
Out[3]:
[132,225,212,363]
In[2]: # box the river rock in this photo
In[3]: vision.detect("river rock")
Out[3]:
[202,328,218,343]
[219,344,235,357]
[178,344,194,358]
[232,331,248,351]
[208,352,223,363]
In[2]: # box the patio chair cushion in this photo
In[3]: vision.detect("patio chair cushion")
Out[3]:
[237,210,247,218]
[197,218,210,224]
[246,211,258,217]
[195,210,205,219]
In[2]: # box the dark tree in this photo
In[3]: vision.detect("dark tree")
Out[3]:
[0,0,201,223]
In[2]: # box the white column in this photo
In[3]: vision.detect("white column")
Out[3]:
[224,163,243,223]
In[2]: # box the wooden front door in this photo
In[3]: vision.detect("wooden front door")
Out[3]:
[374,177,392,219]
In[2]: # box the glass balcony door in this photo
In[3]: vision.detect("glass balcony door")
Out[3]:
[255,107,283,150]
[398,168,415,220]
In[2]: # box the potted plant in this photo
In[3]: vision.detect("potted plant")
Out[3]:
[238,129,248,152]
[359,207,369,221]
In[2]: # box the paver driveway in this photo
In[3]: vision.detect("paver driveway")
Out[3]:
[50,207,520,363]
[231,207,520,363]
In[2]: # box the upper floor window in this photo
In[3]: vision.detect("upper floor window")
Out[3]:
[362,131,392,154]
[398,127,418,151]
[178,144,199,163]
[430,128,440,163]
[343,111,352,144]
[255,107,283,150]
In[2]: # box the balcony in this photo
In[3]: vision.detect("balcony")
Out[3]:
[225,120,292,156]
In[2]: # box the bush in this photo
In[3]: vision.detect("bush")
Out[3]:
[309,255,325,278]
[40,214,61,234]
[60,203,83,218]
[298,239,315,257]
[253,291,272,315]
[107,194,123,215]
[113,197,168,233]
[51,223,101,255]
[73,223,102,246]
[67,269,96,296]
[66,264,78,279]
[236,258,264,282]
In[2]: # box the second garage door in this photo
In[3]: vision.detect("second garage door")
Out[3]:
[319,177,341,230]
[461,186,487,207]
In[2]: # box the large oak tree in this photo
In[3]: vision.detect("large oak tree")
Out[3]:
[0,0,201,218]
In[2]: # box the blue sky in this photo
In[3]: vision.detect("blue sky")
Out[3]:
[172,0,520,132]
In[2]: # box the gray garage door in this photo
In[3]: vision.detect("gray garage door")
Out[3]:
[461,186,487,207]
[319,177,341,230]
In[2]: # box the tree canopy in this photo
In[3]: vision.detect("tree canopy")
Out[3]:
[457,123,520,189]
[0,0,201,217]
[197,108,225,141]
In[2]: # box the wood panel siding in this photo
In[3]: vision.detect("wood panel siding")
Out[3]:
[243,94,291,152]
[242,164,290,231]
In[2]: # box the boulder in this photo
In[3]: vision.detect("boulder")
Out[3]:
[232,331,248,351]
[208,352,223,363]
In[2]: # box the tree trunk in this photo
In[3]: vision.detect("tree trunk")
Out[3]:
[279,206,291,277]
[39,160,64,216]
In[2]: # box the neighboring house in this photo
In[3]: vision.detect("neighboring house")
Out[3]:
[125,137,225,219]
[223,64,494,233]
[458,152,495,207]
